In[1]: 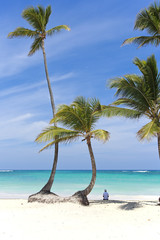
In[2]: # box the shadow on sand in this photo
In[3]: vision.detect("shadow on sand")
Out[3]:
[89,200,157,210]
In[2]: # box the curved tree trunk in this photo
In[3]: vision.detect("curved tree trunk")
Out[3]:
[157,133,160,159]
[39,39,59,193]
[72,137,96,205]
[41,40,56,115]
[82,137,96,195]
[31,39,58,195]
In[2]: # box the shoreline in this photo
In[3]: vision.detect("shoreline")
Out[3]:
[0,193,159,201]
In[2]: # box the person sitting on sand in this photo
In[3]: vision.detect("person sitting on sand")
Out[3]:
[103,189,109,200]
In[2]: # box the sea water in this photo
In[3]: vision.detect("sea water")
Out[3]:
[0,170,160,200]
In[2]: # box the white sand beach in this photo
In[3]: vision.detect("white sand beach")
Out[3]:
[0,199,160,240]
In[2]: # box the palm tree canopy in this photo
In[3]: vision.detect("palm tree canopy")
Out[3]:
[109,54,160,140]
[122,2,160,47]
[8,5,70,55]
[36,97,110,151]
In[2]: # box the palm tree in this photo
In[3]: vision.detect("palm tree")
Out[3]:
[109,54,160,158]
[35,96,110,205]
[8,6,70,195]
[122,2,160,48]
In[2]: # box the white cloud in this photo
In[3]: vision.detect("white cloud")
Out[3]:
[0,15,131,79]
[0,72,75,98]
[8,113,34,123]
[0,115,48,143]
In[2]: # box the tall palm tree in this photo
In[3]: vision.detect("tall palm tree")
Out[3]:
[8,6,70,194]
[122,2,160,48]
[109,54,160,158]
[35,97,110,205]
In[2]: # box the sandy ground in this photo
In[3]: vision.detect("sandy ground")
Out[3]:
[0,199,160,240]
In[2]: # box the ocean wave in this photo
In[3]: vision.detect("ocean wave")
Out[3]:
[0,170,13,172]
[133,171,149,173]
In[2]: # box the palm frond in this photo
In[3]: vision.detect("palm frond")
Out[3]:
[109,75,151,110]
[108,54,160,126]
[36,126,81,143]
[39,135,81,152]
[50,105,86,132]
[36,126,82,152]
[46,25,70,37]
[122,36,160,47]
[137,120,160,141]
[44,5,51,27]
[110,98,149,114]
[101,105,141,118]
[134,55,159,100]
[36,97,110,152]
[22,6,43,31]
[8,27,38,38]
[122,3,160,49]
[134,8,159,34]
[28,37,42,56]
[37,5,45,19]
[90,129,110,143]
[71,96,102,131]
[39,140,55,152]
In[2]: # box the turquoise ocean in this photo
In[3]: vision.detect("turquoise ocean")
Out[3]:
[0,170,160,200]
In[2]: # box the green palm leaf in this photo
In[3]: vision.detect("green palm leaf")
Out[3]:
[108,54,160,146]
[122,36,160,47]
[36,97,110,150]
[90,129,110,142]
[50,105,86,132]
[36,127,82,152]
[22,7,43,31]
[134,55,159,101]
[38,134,81,152]
[46,25,70,36]
[8,27,38,38]
[109,75,151,111]
[28,37,42,56]
[137,120,160,141]
[101,105,141,118]
[122,2,160,48]
[36,126,81,143]
[44,5,51,27]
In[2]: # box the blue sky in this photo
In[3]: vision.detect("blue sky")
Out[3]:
[0,0,160,170]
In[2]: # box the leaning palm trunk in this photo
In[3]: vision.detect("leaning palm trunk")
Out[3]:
[40,141,59,192]
[157,133,160,159]
[73,137,96,205]
[82,137,96,195]
[28,41,59,202]
[41,40,56,114]
[39,40,59,193]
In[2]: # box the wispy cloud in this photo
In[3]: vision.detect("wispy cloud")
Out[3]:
[0,113,48,142]
[0,15,131,79]
[7,113,34,123]
[0,72,75,98]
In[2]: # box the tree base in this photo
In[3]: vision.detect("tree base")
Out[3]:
[28,191,60,204]
[28,190,89,206]
[72,191,89,206]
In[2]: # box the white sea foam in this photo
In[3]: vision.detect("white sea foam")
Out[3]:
[0,170,13,172]
[0,192,27,199]
[133,171,149,173]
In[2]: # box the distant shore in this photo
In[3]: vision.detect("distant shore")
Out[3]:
[0,199,159,240]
